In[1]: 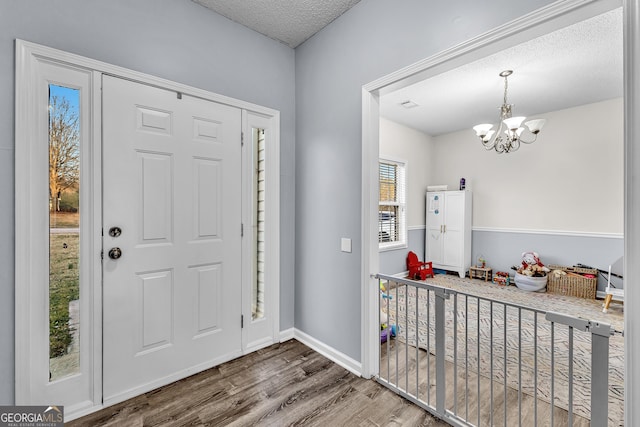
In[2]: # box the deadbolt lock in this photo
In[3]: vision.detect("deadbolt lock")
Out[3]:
[109,226,122,237]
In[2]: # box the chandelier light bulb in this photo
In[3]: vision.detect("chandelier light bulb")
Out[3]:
[473,123,493,138]
[525,118,546,134]
[503,116,526,131]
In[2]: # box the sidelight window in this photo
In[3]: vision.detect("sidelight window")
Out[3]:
[48,84,81,381]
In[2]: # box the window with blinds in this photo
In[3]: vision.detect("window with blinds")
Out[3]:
[379,159,406,248]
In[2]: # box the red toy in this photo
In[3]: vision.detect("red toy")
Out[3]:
[407,251,434,280]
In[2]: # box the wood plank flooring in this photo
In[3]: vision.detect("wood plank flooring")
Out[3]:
[380,339,589,427]
[69,340,447,426]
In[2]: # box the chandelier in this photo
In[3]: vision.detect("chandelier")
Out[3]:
[472,70,546,153]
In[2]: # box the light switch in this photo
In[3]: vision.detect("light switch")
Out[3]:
[341,238,352,253]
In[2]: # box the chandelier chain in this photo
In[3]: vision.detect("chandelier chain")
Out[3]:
[503,74,509,105]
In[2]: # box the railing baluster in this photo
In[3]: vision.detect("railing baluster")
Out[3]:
[477,298,480,427]
[416,288,420,401]
[378,278,383,382]
[503,304,507,427]
[551,321,555,427]
[386,281,390,385]
[490,301,494,427]
[396,283,399,389]
[465,295,469,422]
[569,325,574,426]
[518,307,522,427]
[405,284,409,392]
[534,312,538,426]
[435,288,447,416]
[426,289,431,406]
[453,294,458,415]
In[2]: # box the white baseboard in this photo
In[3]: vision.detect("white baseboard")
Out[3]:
[279,327,295,342]
[293,328,362,377]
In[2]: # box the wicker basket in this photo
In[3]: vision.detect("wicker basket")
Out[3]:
[546,265,597,299]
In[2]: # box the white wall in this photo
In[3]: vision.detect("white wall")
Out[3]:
[432,98,623,233]
[379,117,434,227]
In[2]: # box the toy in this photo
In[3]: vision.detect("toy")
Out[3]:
[407,251,434,280]
[477,254,487,268]
[379,285,396,342]
[519,251,550,277]
[493,271,511,286]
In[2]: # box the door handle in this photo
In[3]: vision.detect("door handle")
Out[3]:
[108,247,122,260]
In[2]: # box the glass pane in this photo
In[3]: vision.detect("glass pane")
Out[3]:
[379,161,399,243]
[379,162,397,202]
[252,128,265,320]
[49,84,81,381]
[379,206,399,243]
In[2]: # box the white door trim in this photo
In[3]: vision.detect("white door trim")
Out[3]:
[360,0,627,382]
[241,111,281,353]
[14,43,102,417]
[15,39,281,421]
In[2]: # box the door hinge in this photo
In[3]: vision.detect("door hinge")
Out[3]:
[241,314,244,329]
[177,92,182,99]
[241,223,244,237]
[100,250,104,260]
[241,131,244,146]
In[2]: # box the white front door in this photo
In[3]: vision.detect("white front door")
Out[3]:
[102,75,242,403]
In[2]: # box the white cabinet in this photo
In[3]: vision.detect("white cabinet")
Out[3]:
[425,190,472,278]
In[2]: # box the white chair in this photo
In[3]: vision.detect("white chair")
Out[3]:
[603,256,624,313]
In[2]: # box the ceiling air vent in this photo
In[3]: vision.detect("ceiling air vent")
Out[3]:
[400,100,419,109]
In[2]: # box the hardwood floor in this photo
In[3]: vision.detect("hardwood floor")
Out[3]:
[69,340,447,426]
[380,339,589,427]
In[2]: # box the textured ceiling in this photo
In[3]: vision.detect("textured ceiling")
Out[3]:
[192,0,361,48]
[380,8,623,136]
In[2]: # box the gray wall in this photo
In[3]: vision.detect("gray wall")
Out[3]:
[472,230,624,292]
[378,228,623,293]
[379,229,426,275]
[294,0,554,361]
[0,0,295,404]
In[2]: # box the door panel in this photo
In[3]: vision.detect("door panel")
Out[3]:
[102,75,241,402]
[442,192,463,267]
[426,192,444,264]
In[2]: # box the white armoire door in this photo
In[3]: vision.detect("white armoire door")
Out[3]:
[442,192,465,268]
[426,192,445,265]
[102,75,242,404]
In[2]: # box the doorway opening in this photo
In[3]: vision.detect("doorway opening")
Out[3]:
[361,1,632,418]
